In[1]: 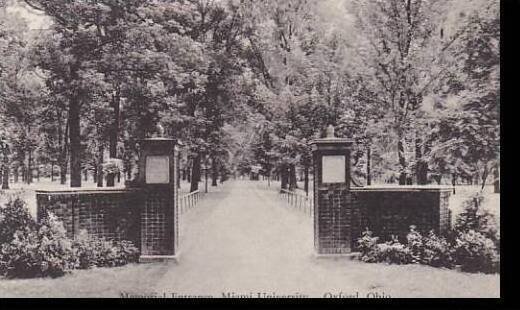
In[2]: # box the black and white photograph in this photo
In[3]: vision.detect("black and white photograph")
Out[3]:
[0,0,501,300]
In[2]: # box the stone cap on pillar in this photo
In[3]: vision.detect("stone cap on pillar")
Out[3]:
[310,125,354,151]
[131,123,178,187]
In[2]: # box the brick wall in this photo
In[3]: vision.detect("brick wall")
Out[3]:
[314,187,354,254]
[140,188,175,256]
[313,186,452,253]
[351,187,452,245]
[36,189,142,248]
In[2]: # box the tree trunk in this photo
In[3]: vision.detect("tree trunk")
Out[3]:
[366,146,372,186]
[13,166,18,183]
[280,164,288,191]
[415,133,429,185]
[97,144,104,188]
[106,88,120,187]
[304,163,309,196]
[190,154,201,192]
[60,128,69,185]
[69,99,82,188]
[21,165,25,183]
[1,158,9,190]
[451,173,457,194]
[398,137,407,185]
[27,151,33,184]
[415,137,428,185]
[93,165,98,184]
[211,156,218,187]
[83,169,87,181]
[481,164,489,191]
[289,164,297,190]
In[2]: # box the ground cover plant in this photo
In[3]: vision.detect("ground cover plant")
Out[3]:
[0,196,139,279]
[357,193,499,274]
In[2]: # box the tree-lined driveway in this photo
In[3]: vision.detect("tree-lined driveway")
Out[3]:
[0,181,499,298]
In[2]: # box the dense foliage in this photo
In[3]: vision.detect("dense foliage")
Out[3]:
[0,0,499,191]
[0,197,139,278]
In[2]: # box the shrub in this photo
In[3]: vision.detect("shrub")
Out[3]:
[0,197,36,244]
[406,226,453,267]
[453,230,500,274]
[71,230,100,269]
[358,231,412,264]
[357,229,380,263]
[0,195,140,279]
[0,214,75,278]
[72,230,139,269]
[376,236,413,265]
[454,193,499,246]
[421,231,453,267]
[94,239,139,267]
[406,225,424,264]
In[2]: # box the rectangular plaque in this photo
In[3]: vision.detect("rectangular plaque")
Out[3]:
[322,155,345,183]
[146,156,170,184]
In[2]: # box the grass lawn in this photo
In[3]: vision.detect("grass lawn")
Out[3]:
[0,263,171,298]
[0,258,499,298]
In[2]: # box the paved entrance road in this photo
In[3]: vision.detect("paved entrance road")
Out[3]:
[149,181,499,298]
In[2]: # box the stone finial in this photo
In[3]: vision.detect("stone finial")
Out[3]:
[326,125,335,139]
[156,123,165,138]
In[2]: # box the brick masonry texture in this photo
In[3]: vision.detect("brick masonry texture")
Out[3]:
[314,188,452,253]
[35,190,134,250]
[140,188,175,256]
[37,188,178,256]
[351,189,452,243]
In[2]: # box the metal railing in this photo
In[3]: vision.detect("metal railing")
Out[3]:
[279,189,314,217]
[179,190,202,214]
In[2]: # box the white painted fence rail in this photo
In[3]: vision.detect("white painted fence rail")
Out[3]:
[279,189,313,217]
[179,190,202,214]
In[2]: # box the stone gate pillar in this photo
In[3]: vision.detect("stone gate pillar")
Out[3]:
[136,129,179,262]
[311,125,355,255]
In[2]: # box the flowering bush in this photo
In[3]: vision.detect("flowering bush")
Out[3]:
[453,230,499,273]
[406,226,453,267]
[358,231,412,265]
[453,193,499,246]
[376,236,413,265]
[357,229,380,263]
[0,196,140,279]
[421,231,453,267]
[72,230,139,269]
[0,214,75,278]
[451,193,500,273]
[0,197,36,244]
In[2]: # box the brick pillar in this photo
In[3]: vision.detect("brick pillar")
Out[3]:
[135,137,178,262]
[311,125,355,255]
